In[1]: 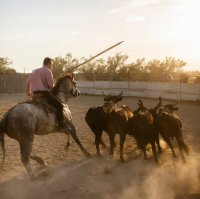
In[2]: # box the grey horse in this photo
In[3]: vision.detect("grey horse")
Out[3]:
[0,74,90,179]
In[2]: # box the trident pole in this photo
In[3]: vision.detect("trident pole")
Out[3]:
[72,41,124,72]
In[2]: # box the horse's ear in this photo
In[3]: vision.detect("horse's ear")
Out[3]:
[57,74,63,81]
[71,73,74,80]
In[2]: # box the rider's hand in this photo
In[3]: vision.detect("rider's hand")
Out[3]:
[26,90,32,97]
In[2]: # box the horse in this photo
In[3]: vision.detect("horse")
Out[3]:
[0,74,91,179]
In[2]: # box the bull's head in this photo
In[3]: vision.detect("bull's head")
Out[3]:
[103,90,123,103]
[158,98,179,115]
[102,91,123,114]
[154,97,162,110]
[137,99,148,111]
[164,101,179,111]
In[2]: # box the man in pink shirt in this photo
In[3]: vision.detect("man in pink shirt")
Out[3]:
[26,60,54,95]
[26,57,65,129]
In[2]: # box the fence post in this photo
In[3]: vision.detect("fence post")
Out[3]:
[109,71,113,94]
[179,73,182,101]
[92,72,96,95]
[199,87,200,100]
[128,71,130,97]
[161,74,164,98]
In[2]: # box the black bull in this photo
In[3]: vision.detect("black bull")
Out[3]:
[85,97,163,162]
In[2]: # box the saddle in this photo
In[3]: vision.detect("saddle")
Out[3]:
[26,94,56,115]
[28,92,70,129]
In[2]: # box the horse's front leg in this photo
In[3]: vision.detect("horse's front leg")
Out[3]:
[66,123,91,158]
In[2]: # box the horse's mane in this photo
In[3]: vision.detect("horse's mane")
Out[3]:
[51,73,72,95]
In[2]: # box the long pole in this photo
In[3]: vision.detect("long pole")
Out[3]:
[72,41,124,72]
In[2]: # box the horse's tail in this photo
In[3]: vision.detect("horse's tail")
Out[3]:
[0,119,5,169]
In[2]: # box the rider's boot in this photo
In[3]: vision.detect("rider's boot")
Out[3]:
[58,120,66,129]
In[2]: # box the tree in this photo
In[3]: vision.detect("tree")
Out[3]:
[52,53,79,78]
[0,57,16,74]
[52,53,188,82]
[146,57,187,82]
[106,53,128,80]
[107,53,128,73]
[128,58,147,81]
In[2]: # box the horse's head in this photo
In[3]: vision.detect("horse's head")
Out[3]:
[51,74,80,102]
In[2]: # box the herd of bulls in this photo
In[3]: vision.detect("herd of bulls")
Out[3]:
[85,92,189,163]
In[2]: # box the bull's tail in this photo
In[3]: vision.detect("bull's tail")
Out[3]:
[178,132,189,155]
[180,140,189,155]
[0,120,5,169]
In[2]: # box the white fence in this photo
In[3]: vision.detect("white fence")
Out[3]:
[78,81,200,101]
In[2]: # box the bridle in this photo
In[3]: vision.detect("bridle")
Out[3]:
[58,79,78,96]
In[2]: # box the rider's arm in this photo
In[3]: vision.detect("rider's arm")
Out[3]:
[44,68,54,89]
[26,74,32,96]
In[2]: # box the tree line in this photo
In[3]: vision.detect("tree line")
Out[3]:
[0,57,16,74]
[1,54,199,82]
[52,53,188,82]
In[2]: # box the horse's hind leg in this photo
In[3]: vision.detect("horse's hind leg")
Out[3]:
[64,132,71,152]
[67,123,91,158]
[19,140,34,179]
[30,155,47,167]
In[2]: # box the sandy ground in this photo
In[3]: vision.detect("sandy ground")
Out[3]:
[0,93,200,199]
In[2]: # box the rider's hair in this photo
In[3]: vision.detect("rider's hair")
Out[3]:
[43,57,52,66]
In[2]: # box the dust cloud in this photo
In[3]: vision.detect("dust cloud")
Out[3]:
[0,151,199,199]
[117,153,200,199]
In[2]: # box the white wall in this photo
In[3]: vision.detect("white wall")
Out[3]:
[78,81,200,101]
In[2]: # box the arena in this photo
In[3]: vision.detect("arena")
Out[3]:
[0,94,200,199]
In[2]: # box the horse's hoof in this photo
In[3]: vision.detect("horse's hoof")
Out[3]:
[173,154,178,159]
[85,152,92,158]
[35,169,51,179]
[97,153,103,158]
[158,149,163,154]
[30,175,36,181]
[42,161,48,168]
[181,157,186,163]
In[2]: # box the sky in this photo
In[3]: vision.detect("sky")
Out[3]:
[0,0,200,73]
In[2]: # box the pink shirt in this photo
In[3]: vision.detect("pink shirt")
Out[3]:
[26,66,54,92]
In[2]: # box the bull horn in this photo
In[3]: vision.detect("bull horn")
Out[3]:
[102,90,108,96]
[165,101,178,108]
[118,90,123,97]
[172,101,178,106]
[138,99,144,109]
[154,97,162,110]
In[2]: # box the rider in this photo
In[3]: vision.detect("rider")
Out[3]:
[26,57,65,129]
